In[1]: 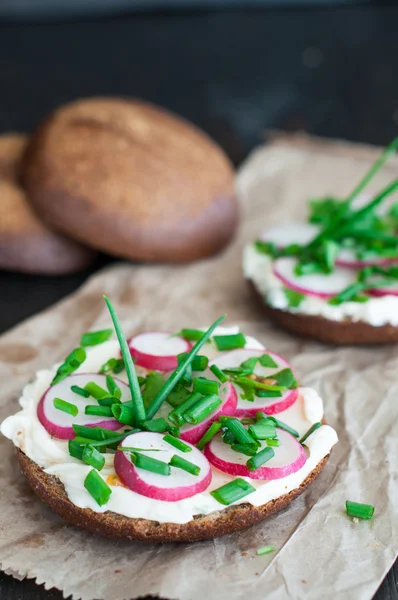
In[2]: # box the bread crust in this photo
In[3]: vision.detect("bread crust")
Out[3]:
[248,280,398,345]
[21,97,238,263]
[0,133,95,275]
[17,449,329,543]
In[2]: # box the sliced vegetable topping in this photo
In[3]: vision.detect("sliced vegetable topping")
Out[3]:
[210,479,256,505]
[345,501,375,520]
[80,329,113,347]
[53,398,78,417]
[213,333,246,351]
[257,545,275,556]
[84,469,112,506]
[51,347,86,386]
[128,332,191,372]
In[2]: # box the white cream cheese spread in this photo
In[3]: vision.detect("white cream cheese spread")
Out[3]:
[1,331,338,525]
[243,244,398,327]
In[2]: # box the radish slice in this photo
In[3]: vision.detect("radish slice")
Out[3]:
[260,222,320,248]
[114,432,212,501]
[128,332,191,371]
[179,381,238,444]
[37,373,129,440]
[274,257,357,299]
[368,280,398,297]
[209,349,298,417]
[205,428,306,480]
[336,248,397,269]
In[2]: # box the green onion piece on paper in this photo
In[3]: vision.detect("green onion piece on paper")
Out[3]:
[211,478,256,506]
[169,454,200,476]
[213,333,246,352]
[299,422,322,444]
[163,434,192,453]
[71,385,90,398]
[104,296,146,423]
[196,422,222,450]
[82,444,106,471]
[80,329,113,347]
[53,397,78,417]
[257,545,275,556]
[130,452,171,476]
[84,469,112,506]
[345,500,375,520]
[85,405,113,417]
[146,315,226,420]
[246,446,275,471]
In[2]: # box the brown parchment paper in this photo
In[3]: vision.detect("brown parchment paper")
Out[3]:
[1,133,398,600]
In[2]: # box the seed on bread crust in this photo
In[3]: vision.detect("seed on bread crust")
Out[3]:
[17,449,329,543]
[248,280,398,345]
[21,97,238,263]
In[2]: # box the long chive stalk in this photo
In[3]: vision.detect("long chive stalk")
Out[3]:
[146,315,226,419]
[104,296,146,423]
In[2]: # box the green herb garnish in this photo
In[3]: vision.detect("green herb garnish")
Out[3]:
[80,329,113,347]
[345,500,375,520]
[211,479,256,505]
[84,469,111,506]
[53,397,78,416]
[169,454,200,476]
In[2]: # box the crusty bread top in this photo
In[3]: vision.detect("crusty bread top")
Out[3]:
[22,97,235,224]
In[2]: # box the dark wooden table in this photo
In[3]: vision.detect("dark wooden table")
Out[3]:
[1,4,397,599]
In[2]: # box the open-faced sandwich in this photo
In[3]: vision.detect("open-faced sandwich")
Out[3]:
[244,138,398,344]
[1,298,337,542]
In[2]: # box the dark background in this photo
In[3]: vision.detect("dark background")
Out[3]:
[0,3,397,598]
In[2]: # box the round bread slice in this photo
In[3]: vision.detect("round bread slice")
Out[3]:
[0,133,95,275]
[17,448,329,543]
[249,281,398,345]
[21,97,238,263]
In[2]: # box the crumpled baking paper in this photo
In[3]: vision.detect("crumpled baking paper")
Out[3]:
[0,133,397,600]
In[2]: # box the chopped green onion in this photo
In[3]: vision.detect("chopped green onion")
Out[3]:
[53,397,78,416]
[118,446,160,452]
[80,329,113,347]
[233,376,286,392]
[130,452,170,476]
[84,382,109,400]
[192,377,220,396]
[74,430,136,451]
[72,424,116,440]
[104,296,146,423]
[222,429,237,445]
[99,357,124,375]
[142,417,169,433]
[257,545,275,556]
[169,454,200,476]
[220,417,256,446]
[97,395,120,407]
[166,383,192,408]
[345,500,375,520]
[168,392,204,426]
[106,375,121,400]
[85,405,113,417]
[230,443,258,456]
[163,434,192,453]
[196,422,222,450]
[183,394,222,424]
[248,422,277,440]
[210,364,229,383]
[256,390,282,398]
[71,385,90,398]
[84,469,111,506]
[266,438,280,447]
[146,315,226,420]
[178,353,209,372]
[176,328,210,341]
[260,414,299,438]
[112,404,135,426]
[213,333,246,351]
[284,287,305,308]
[211,478,256,505]
[51,347,86,386]
[246,446,275,471]
[299,422,322,444]
[143,372,166,408]
[68,440,84,460]
[82,444,105,470]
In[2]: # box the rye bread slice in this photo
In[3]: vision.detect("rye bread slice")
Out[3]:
[21,97,238,263]
[17,448,329,543]
[0,133,95,275]
[248,280,398,345]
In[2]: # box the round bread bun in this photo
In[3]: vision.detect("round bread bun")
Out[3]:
[17,448,329,542]
[21,97,238,263]
[248,281,398,345]
[0,133,95,275]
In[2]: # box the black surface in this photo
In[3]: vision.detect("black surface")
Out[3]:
[0,4,397,599]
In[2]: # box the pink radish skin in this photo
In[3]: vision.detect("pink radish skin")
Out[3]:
[205,428,306,480]
[179,381,238,444]
[368,283,398,297]
[209,349,298,417]
[273,257,357,299]
[37,373,129,440]
[128,332,191,371]
[114,432,212,501]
